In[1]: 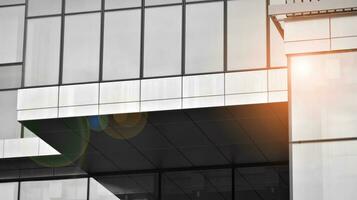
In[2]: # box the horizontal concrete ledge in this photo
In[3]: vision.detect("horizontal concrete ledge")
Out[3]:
[0,137,60,159]
[269,0,357,15]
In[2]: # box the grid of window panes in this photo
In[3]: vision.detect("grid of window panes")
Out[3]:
[0,1,25,139]
[0,165,289,200]
[22,0,287,87]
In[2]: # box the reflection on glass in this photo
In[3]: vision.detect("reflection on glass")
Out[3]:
[103,10,141,81]
[0,182,18,200]
[21,178,88,200]
[235,167,289,200]
[227,0,266,70]
[93,174,157,200]
[0,90,22,139]
[0,6,24,63]
[144,6,182,77]
[26,17,61,86]
[163,169,231,200]
[185,2,224,74]
[0,65,22,89]
[62,13,101,84]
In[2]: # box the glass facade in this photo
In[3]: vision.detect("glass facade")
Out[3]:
[0,90,22,139]
[0,6,24,64]
[103,9,141,81]
[25,17,61,86]
[185,2,224,74]
[0,165,288,200]
[62,13,101,84]
[13,0,286,87]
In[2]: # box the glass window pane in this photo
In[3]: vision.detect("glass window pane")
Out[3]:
[0,90,22,139]
[65,0,101,13]
[103,10,141,81]
[163,169,231,200]
[0,65,22,89]
[145,0,181,6]
[21,178,88,200]
[0,6,24,64]
[144,6,182,77]
[25,17,61,86]
[105,0,141,9]
[227,0,266,70]
[63,13,101,84]
[293,141,357,200]
[235,166,289,200]
[28,0,62,16]
[291,52,357,141]
[0,182,18,200]
[92,174,157,200]
[185,2,223,74]
[0,0,24,5]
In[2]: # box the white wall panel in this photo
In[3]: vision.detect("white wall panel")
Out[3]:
[285,39,330,54]
[99,102,139,115]
[293,141,357,200]
[59,105,98,118]
[225,93,268,106]
[100,81,140,104]
[0,182,18,200]
[141,77,181,101]
[268,69,288,91]
[18,87,59,110]
[18,108,58,121]
[141,99,181,112]
[285,18,330,42]
[225,71,267,94]
[0,140,3,158]
[183,74,224,97]
[59,83,99,107]
[183,96,224,109]
[4,138,39,158]
[268,91,288,103]
[331,37,357,51]
[331,16,357,38]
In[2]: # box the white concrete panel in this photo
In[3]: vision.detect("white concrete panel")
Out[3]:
[18,108,58,121]
[141,77,182,101]
[141,99,181,112]
[183,96,224,109]
[268,68,288,91]
[225,93,268,106]
[17,86,59,110]
[285,18,330,42]
[225,71,267,94]
[59,83,99,106]
[100,80,140,104]
[285,39,330,54]
[268,91,288,103]
[59,105,98,118]
[331,15,357,38]
[183,74,224,97]
[270,20,287,67]
[293,141,357,200]
[38,139,60,156]
[99,102,140,115]
[0,140,3,158]
[331,37,357,51]
[4,138,39,158]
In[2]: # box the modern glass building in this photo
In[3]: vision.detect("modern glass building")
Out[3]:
[0,0,356,199]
